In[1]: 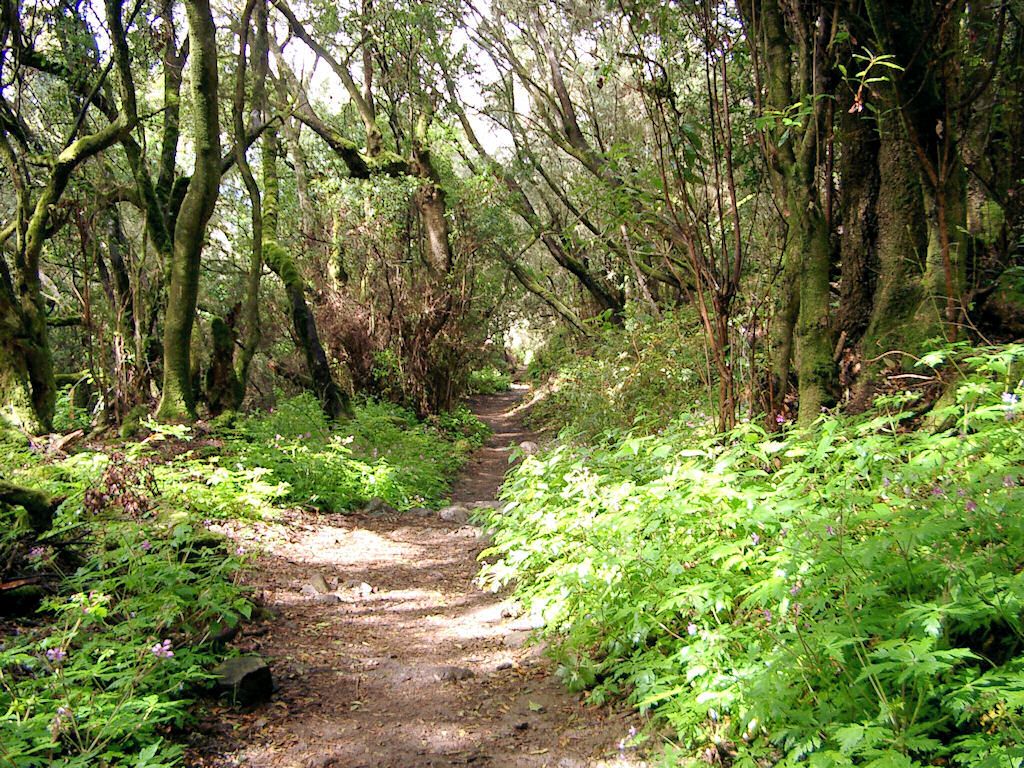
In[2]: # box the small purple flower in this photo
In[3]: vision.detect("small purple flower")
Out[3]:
[56,706,71,717]
[763,609,773,621]
[931,486,946,497]
[1004,476,1017,488]
[882,476,891,488]
[775,413,786,425]
[792,602,802,616]
[46,647,66,663]
[150,639,174,659]
[966,499,978,512]
[303,432,311,439]
[826,525,835,536]
[140,540,151,552]
[1002,392,1019,406]
[28,546,46,560]
[751,533,760,545]
[957,488,967,498]
[687,622,698,636]
[236,545,246,556]
[790,583,801,596]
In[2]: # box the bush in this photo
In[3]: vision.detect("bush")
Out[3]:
[0,479,248,767]
[478,344,1024,767]
[466,366,512,395]
[527,308,712,438]
[159,395,486,516]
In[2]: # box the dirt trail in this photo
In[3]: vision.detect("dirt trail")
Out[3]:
[189,388,646,768]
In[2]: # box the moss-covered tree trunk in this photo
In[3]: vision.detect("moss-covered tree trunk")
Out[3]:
[738,0,837,425]
[863,0,968,341]
[156,0,222,421]
[861,128,930,356]
[0,0,136,433]
[263,130,350,419]
[0,320,43,433]
[204,0,267,415]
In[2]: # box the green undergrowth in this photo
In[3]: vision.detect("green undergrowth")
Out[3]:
[466,366,513,395]
[1,457,249,768]
[526,308,712,438]
[478,345,1024,768]
[159,394,489,517]
[1,395,486,765]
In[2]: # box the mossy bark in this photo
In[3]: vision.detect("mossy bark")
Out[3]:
[0,332,43,433]
[263,131,350,420]
[205,316,243,416]
[861,130,931,356]
[0,480,62,534]
[265,243,351,419]
[738,0,837,424]
[792,207,835,424]
[157,0,222,422]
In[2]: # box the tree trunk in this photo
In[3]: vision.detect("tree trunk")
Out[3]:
[0,480,62,533]
[861,129,930,356]
[157,0,222,421]
[264,130,351,419]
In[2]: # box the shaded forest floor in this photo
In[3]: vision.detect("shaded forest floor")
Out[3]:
[187,388,647,768]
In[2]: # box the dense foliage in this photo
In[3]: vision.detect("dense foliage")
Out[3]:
[0,397,484,765]
[526,309,712,437]
[480,346,1024,767]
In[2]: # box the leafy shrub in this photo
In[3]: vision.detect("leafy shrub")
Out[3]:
[428,404,492,448]
[527,308,712,438]
[466,366,512,395]
[162,394,485,515]
[52,384,94,434]
[1,482,248,767]
[479,344,1024,767]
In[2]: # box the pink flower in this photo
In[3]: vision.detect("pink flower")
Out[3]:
[150,639,174,659]
[46,647,67,663]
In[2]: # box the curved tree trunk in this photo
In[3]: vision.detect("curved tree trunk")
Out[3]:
[157,0,222,421]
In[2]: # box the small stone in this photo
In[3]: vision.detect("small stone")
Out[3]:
[314,593,341,604]
[432,665,475,682]
[438,505,471,524]
[513,720,529,731]
[308,572,330,593]
[363,497,397,516]
[495,660,514,671]
[469,500,501,510]
[211,655,273,705]
[407,506,433,517]
[341,580,374,598]
[518,441,539,455]
[503,630,530,649]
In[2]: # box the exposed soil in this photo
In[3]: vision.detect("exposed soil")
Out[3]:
[187,387,648,768]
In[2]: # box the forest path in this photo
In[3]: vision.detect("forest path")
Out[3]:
[189,387,646,768]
